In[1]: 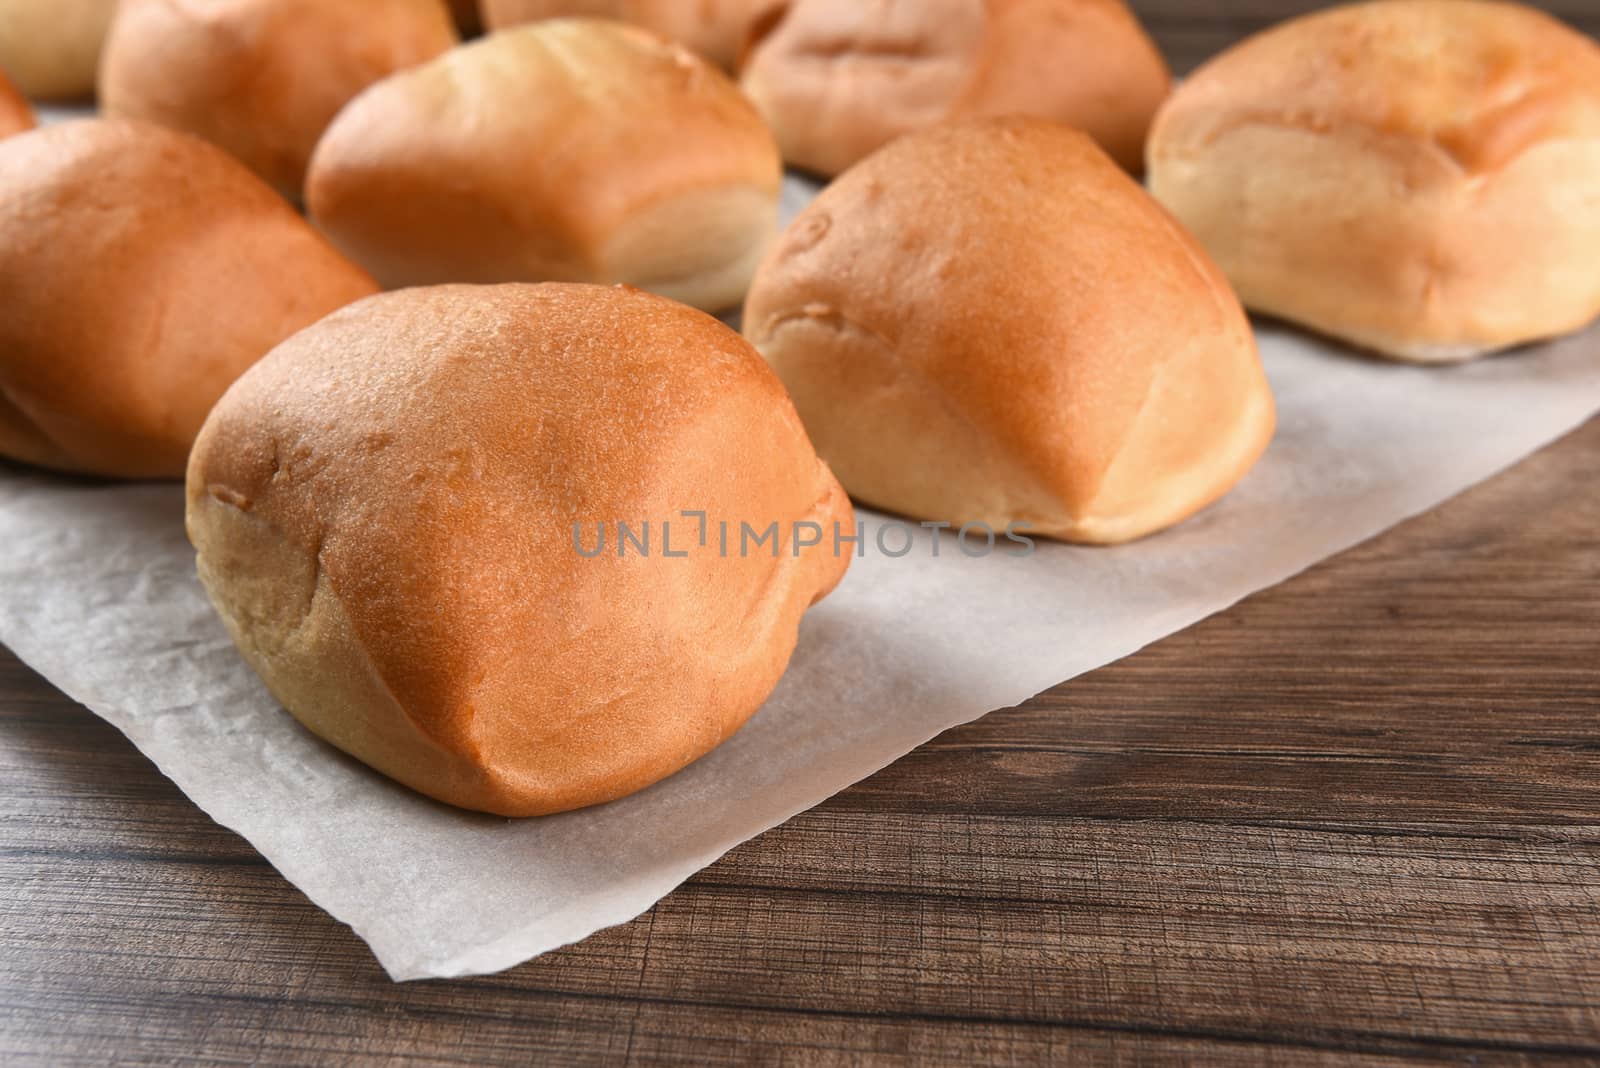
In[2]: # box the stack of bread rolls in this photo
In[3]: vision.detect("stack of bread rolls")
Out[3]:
[2,0,1595,816]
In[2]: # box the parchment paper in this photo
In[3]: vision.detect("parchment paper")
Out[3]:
[1,172,1598,980]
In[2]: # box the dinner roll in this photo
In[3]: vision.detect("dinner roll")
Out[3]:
[480,0,777,69]
[101,0,458,201]
[0,120,377,479]
[0,68,31,138]
[306,20,781,312]
[743,118,1276,545]
[1148,0,1600,363]
[740,0,1170,177]
[0,0,116,99]
[187,283,852,817]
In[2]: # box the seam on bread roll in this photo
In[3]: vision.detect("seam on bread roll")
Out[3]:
[754,308,1061,530]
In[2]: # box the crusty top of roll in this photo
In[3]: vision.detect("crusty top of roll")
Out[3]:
[744,118,1275,544]
[0,67,31,138]
[0,119,377,479]
[481,0,779,68]
[740,0,1171,176]
[101,0,459,200]
[188,283,851,816]
[1152,0,1600,176]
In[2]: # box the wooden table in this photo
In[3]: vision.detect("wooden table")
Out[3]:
[5,6,1600,1065]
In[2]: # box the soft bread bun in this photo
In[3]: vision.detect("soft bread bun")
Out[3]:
[1148,0,1600,364]
[0,67,31,138]
[306,19,781,312]
[100,0,458,201]
[739,0,1170,177]
[743,118,1276,545]
[0,0,116,99]
[0,120,378,479]
[187,283,852,817]
[480,0,779,69]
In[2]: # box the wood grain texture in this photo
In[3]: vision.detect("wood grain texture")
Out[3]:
[4,4,1600,1065]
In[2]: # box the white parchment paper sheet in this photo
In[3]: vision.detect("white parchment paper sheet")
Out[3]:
[2,171,1598,979]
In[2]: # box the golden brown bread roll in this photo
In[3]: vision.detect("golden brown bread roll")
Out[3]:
[0,67,31,138]
[0,0,116,99]
[480,0,778,68]
[739,0,1170,177]
[187,283,852,817]
[100,0,458,201]
[743,118,1276,545]
[1147,0,1600,364]
[0,119,378,479]
[306,19,782,312]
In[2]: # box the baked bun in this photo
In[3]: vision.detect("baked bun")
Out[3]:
[306,19,781,312]
[0,120,377,479]
[101,0,458,201]
[739,0,1170,177]
[480,0,778,69]
[0,0,116,99]
[1148,0,1600,364]
[187,283,852,817]
[743,118,1275,545]
[0,67,31,138]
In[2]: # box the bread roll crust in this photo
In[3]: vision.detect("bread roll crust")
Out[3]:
[306,19,781,312]
[0,67,31,138]
[187,283,851,817]
[481,0,778,69]
[744,118,1275,545]
[0,0,116,99]
[1148,0,1600,362]
[739,0,1170,176]
[101,0,458,200]
[0,120,377,479]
